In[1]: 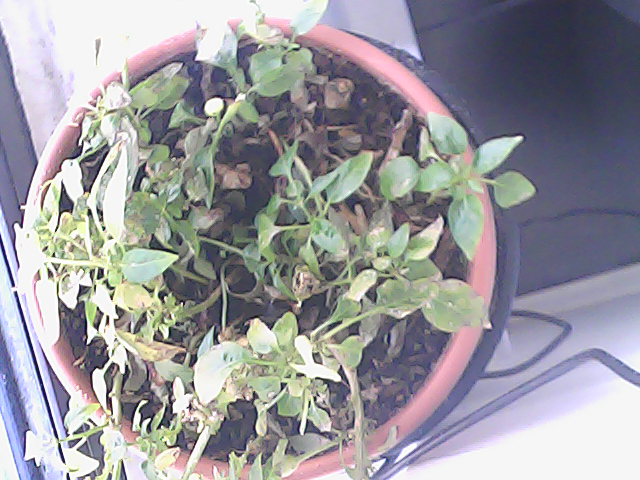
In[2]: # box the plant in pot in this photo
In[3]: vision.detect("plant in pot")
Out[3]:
[18,1,535,479]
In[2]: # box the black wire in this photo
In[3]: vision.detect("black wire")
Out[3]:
[373,347,640,480]
[520,207,640,227]
[481,310,572,378]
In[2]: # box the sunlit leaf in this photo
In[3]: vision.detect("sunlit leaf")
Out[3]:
[93,283,117,318]
[448,194,484,260]
[379,156,420,200]
[62,447,100,478]
[473,135,524,174]
[193,342,249,404]
[154,447,180,471]
[60,159,84,203]
[492,171,536,208]
[120,248,178,283]
[257,214,281,252]
[113,283,153,311]
[92,367,108,410]
[102,140,129,240]
[116,330,185,362]
[196,24,238,69]
[130,62,183,110]
[427,112,468,155]
[291,363,341,382]
[366,201,393,250]
[247,318,279,354]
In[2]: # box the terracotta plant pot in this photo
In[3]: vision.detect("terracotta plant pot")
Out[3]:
[22,19,496,479]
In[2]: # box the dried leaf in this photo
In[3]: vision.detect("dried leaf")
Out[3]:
[116,330,185,362]
[324,78,355,109]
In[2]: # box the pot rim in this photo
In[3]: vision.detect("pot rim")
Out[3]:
[22,19,495,480]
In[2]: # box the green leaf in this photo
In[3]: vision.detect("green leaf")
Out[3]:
[307,398,332,432]
[345,269,378,302]
[309,169,339,197]
[192,144,215,207]
[272,312,298,349]
[62,447,100,478]
[422,279,487,332]
[113,283,153,311]
[492,171,536,208]
[255,64,304,97]
[250,48,284,84]
[359,297,384,346]
[237,101,260,123]
[60,159,84,203]
[116,330,185,362]
[372,256,392,271]
[249,453,265,480]
[154,447,180,471]
[257,214,281,252]
[405,216,444,261]
[41,176,62,232]
[247,318,279,354]
[291,0,329,35]
[289,433,330,454]
[155,76,190,110]
[169,101,204,129]
[286,48,316,74]
[146,144,171,164]
[153,359,194,384]
[269,140,298,178]
[198,326,216,359]
[366,201,393,250]
[379,156,421,199]
[193,256,217,280]
[448,194,484,260]
[376,278,425,319]
[121,248,178,283]
[335,336,365,368]
[130,62,183,110]
[277,392,304,417]
[418,126,437,162]
[102,140,130,240]
[387,223,410,259]
[415,162,456,193]
[402,258,442,282]
[330,296,361,325]
[324,151,374,203]
[35,278,60,344]
[248,376,282,403]
[473,135,524,174]
[193,342,249,404]
[427,112,468,155]
[311,218,347,256]
[64,403,100,435]
[299,241,321,278]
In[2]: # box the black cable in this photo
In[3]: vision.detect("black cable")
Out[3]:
[373,347,640,480]
[520,207,640,227]
[481,310,572,379]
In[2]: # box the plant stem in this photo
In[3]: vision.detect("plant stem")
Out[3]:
[199,236,246,258]
[45,257,104,269]
[319,307,386,342]
[112,459,123,479]
[59,425,107,443]
[182,286,221,318]
[169,264,209,285]
[329,347,367,480]
[220,262,230,331]
[180,424,212,480]
[111,370,123,425]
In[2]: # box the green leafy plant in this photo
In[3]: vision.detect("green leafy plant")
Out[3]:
[18,1,534,479]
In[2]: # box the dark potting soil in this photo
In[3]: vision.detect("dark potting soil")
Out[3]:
[60,41,467,461]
